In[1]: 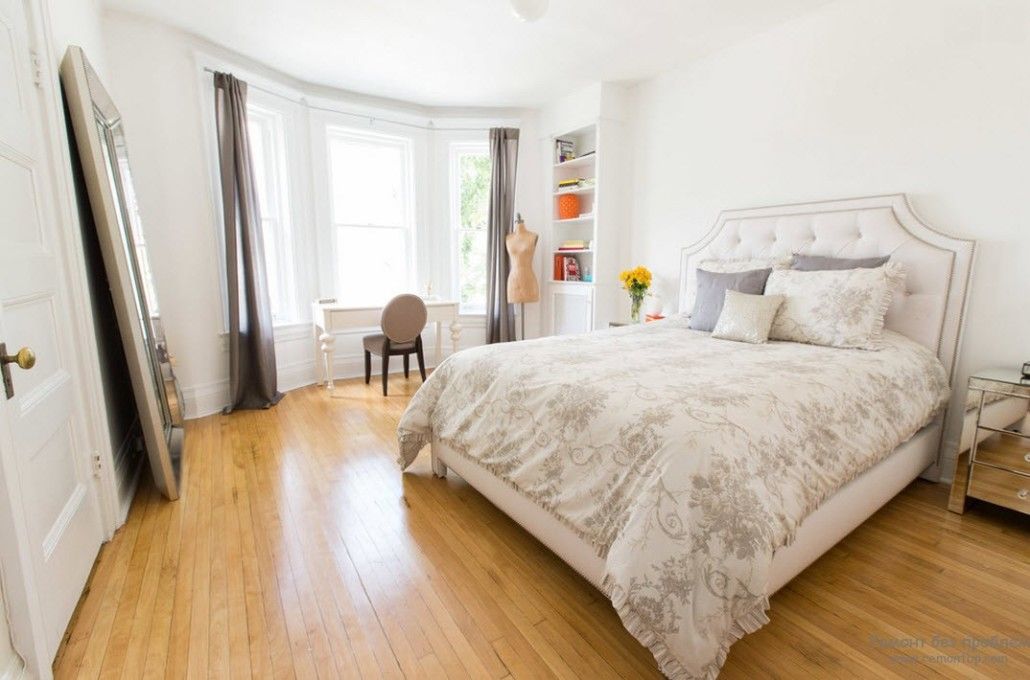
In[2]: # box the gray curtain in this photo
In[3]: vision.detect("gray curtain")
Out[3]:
[485,127,520,344]
[213,72,283,412]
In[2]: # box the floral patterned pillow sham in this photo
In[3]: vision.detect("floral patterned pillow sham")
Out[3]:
[765,263,906,350]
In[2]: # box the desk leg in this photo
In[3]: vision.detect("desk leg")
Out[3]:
[319,332,335,391]
[450,320,462,357]
[312,324,323,385]
[435,321,443,364]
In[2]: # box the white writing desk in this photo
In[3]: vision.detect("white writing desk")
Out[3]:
[312,299,461,390]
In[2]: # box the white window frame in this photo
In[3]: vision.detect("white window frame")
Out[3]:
[449,141,490,315]
[246,102,300,325]
[324,125,417,306]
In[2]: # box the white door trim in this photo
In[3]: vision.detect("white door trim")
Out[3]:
[29,0,122,536]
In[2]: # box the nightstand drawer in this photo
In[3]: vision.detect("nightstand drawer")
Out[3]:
[976,432,1030,475]
[968,464,1030,514]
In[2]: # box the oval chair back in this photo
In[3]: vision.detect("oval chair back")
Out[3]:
[381,294,428,344]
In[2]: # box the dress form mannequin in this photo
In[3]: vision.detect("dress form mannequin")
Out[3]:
[506,213,539,340]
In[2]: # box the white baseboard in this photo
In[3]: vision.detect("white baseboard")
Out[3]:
[182,352,454,419]
[184,319,491,419]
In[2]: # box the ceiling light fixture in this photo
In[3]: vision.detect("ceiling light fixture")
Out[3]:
[510,0,549,22]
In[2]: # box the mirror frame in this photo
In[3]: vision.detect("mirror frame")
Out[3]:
[60,46,182,500]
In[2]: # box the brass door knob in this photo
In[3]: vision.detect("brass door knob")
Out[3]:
[2,346,36,370]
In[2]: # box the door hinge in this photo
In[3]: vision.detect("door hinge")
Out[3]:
[92,452,102,477]
[29,49,43,88]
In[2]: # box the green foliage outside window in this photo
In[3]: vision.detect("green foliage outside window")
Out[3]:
[458,153,491,310]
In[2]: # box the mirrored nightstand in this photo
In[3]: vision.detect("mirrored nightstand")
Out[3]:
[948,368,1030,515]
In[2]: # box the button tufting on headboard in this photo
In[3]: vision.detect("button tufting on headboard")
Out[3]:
[679,195,974,385]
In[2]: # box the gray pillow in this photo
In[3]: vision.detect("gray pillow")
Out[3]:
[688,268,772,332]
[791,254,890,271]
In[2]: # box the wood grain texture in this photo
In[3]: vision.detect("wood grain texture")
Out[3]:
[54,378,1030,679]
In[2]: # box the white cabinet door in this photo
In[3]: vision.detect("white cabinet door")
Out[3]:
[550,285,594,336]
[0,0,105,673]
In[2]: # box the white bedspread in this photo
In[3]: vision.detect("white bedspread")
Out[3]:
[398,318,949,679]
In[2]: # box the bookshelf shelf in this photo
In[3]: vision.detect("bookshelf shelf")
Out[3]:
[554,153,596,170]
[553,186,595,196]
[554,216,594,224]
[550,279,594,286]
[554,249,592,254]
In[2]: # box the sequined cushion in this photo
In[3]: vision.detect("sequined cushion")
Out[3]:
[711,291,786,344]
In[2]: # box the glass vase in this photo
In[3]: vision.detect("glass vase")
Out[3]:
[630,293,644,323]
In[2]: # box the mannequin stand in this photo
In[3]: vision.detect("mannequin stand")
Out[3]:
[520,303,526,341]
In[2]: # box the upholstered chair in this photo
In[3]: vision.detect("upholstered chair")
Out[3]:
[363,294,428,396]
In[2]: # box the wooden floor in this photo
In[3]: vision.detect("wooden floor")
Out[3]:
[54,377,1029,679]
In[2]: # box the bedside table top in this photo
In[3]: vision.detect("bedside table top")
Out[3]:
[969,368,1030,397]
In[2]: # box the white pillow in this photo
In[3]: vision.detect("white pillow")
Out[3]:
[683,256,793,313]
[765,263,906,350]
[711,291,785,344]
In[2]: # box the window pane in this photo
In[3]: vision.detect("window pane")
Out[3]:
[245,106,296,324]
[454,150,490,313]
[262,218,286,323]
[329,133,406,227]
[459,228,487,312]
[336,226,408,306]
[459,153,490,230]
[247,118,271,218]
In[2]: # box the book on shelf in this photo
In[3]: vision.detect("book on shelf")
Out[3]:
[552,254,583,281]
[557,239,590,250]
[555,138,576,164]
[555,177,596,192]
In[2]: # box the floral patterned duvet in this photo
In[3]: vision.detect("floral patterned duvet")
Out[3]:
[397,317,949,679]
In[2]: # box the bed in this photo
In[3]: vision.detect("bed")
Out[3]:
[398,194,974,679]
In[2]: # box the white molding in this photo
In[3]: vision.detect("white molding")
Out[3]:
[40,485,87,561]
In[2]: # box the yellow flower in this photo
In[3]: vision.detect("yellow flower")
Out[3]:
[619,265,652,291]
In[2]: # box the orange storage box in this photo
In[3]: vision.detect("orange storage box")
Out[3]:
[557,193,580,220]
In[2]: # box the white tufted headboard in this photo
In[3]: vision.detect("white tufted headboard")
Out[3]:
[679,194,974,384]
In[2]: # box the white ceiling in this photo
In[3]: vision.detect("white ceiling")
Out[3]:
[104,0,835,108]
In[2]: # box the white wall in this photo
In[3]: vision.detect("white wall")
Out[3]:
[628,0,1030,479]
[47,0,106,74]
[100,11,543,417]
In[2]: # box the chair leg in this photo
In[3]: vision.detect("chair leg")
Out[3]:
[416,337,427,381]
[364,350,371,384]
[403,353,410,378]
[381,341,390,396]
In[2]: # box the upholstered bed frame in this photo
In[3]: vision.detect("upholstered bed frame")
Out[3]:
[430,194,974,597]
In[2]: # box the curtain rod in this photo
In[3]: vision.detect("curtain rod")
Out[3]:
[202,67,495,132]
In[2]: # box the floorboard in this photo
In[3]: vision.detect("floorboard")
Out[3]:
[53,378,1030,679]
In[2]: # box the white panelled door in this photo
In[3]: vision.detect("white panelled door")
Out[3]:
[0,0,105,671]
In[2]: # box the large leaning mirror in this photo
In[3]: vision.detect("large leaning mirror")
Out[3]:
[60,46,183,500]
